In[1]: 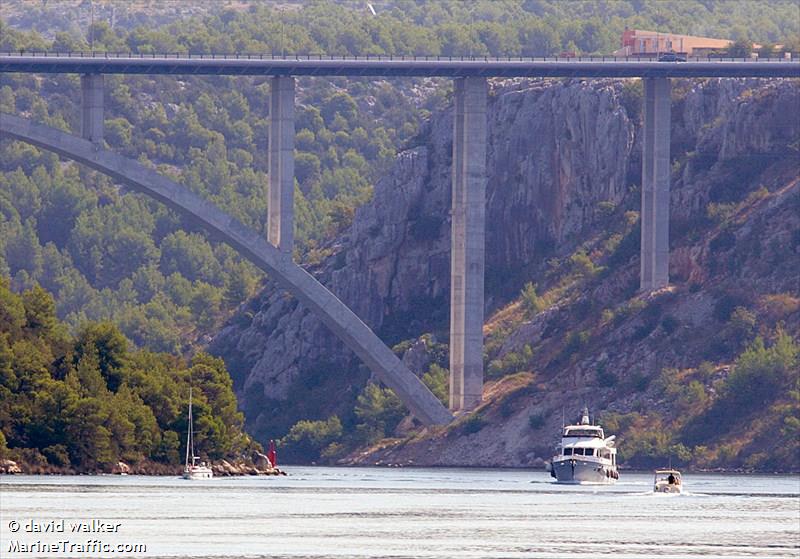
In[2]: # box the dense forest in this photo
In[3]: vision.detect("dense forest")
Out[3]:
[1,1,798,469]
[0,278,255,471]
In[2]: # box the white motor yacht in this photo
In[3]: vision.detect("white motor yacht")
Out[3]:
[549,407,619,484]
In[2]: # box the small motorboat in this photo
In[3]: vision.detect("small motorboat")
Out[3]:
[653,468,682,493]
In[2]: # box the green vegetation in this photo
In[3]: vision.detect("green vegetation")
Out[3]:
[569,249,601,279]
[278,360,449,461]
[487,344,533,379]
[354,382,406,444]
[717,329,798,413]
[421,363,450,406]
[520,282,545,318]
[604,329,799,469]
[0,279,255,471]
[279,416,343,463]
[460,412,489,435]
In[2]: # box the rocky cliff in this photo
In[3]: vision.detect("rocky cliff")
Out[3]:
[211,77,799,469]
[211,78,637,434]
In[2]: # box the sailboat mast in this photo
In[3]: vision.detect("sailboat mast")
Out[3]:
[185,387,193,467]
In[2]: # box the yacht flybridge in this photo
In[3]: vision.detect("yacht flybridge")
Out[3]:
[550,407,619,484]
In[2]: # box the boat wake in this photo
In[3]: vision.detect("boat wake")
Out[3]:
[627,489,708,497]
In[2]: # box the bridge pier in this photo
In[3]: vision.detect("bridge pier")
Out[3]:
[80,73,104,144]
[268,76,295,258]
[640,77,671,291]
[450,77,487,413]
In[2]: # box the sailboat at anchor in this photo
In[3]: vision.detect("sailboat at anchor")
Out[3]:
[183,387,213,480]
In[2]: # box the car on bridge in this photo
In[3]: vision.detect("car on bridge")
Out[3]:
[658,52,687,62]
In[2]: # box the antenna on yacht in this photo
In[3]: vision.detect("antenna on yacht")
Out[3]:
[561,406,565,429]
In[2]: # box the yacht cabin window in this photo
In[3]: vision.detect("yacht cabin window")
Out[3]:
[563,447,606,457]
[570,448,594,456]
[563,428,603,438]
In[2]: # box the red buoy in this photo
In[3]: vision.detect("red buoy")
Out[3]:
[267,439,277,468]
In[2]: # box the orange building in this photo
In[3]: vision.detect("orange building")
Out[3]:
[614,28,734,57]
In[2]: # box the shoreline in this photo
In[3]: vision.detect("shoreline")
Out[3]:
[3,462,796,477]
[0,458,286,477]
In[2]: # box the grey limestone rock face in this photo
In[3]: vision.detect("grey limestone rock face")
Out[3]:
[211,78,637,405]
[672,78,799,219]
[486,80,634,267]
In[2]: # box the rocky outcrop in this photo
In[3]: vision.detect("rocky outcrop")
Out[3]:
[211,459,283,476]
[0,456,284,475]
[208,451,285,476]
[0,459,22,474]
[672,79,800,218]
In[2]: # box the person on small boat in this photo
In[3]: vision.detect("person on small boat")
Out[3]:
[668,473,676,485]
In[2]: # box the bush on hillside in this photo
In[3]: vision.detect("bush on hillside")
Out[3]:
[280,416,343,463]
[521,282,545,318]
[721,329,798,410]
[354,383,405,444]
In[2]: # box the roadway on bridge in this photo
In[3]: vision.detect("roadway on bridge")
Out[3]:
[1,53,799,78]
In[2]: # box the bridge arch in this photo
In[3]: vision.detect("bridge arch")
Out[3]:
[0,112,452,426]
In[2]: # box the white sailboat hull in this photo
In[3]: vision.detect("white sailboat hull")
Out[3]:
[183,466,213,480]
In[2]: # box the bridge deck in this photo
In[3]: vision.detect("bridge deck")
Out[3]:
[1,53,798,78]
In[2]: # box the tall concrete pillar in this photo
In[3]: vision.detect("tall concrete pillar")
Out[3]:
[268,76,295,257]
[450,77,487,413]
[640,77,671,290]
[80,73,104,144]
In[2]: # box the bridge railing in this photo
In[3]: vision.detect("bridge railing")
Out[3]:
[0,51,796,63]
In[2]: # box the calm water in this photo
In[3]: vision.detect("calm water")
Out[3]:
[1,467,799,559]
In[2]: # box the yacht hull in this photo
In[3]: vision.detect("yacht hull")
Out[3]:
[654,481,682,494]
[551,458,616,484]
[183,467,213,480]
